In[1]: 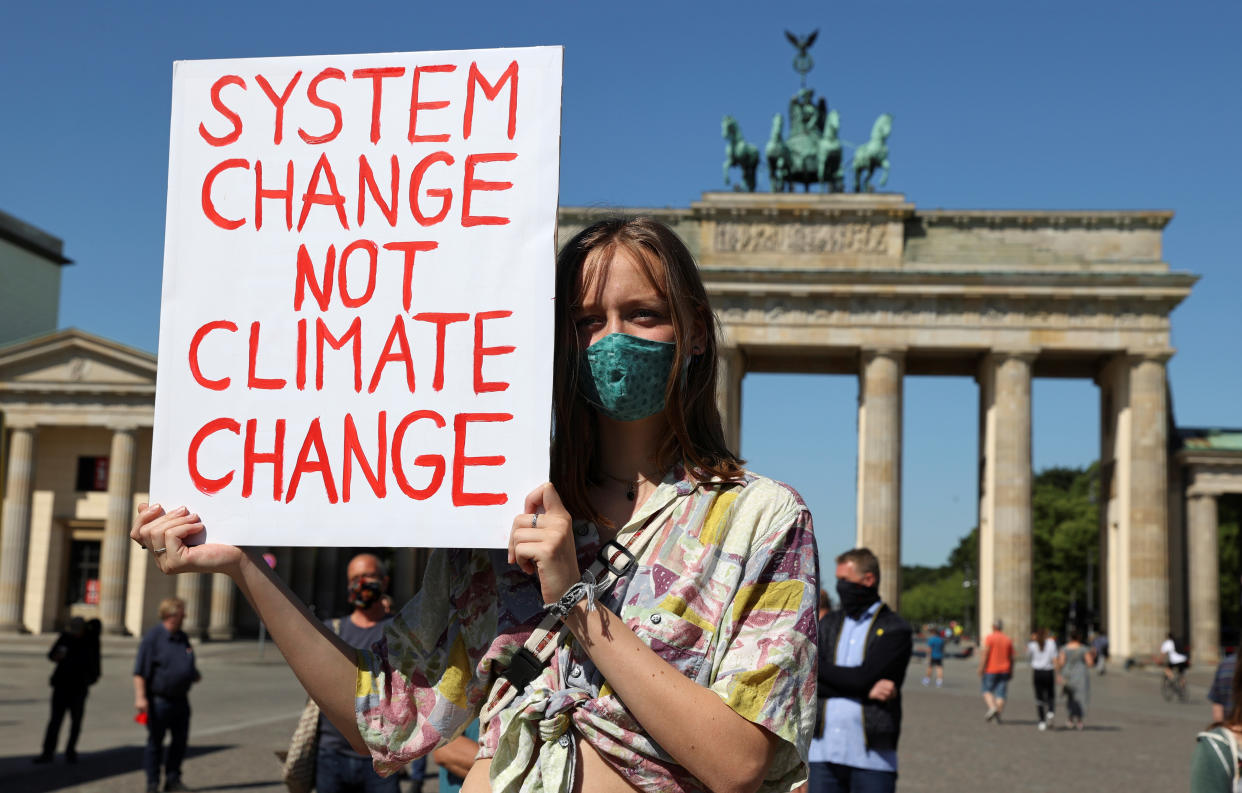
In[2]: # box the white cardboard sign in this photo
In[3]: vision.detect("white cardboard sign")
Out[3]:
[151,46,563,548]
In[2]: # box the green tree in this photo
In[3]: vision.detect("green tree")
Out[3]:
[899,529,978,629]
[1030,465,1099,633]
[899,573,971,626]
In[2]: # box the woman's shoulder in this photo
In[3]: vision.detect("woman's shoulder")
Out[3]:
[718,470,809,513]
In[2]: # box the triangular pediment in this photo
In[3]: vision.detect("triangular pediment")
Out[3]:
[0,328,156,389]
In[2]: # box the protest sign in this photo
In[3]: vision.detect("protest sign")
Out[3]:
[151,46,562,548]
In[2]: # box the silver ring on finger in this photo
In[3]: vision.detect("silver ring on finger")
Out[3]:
[531,514,538,529]
[153,548,168,555]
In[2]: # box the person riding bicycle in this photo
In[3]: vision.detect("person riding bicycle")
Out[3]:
[1161,632,1190,683]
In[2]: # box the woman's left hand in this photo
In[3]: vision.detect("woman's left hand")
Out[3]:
[509,483,580,605]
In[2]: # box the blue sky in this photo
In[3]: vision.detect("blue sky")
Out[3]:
[4,1,1239,571]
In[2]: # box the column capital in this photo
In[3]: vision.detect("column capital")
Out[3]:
[4,419,39,432]
[985,348,1040,364]
[1187,488,1220,501]
[1126,348,1175,365]
[859,346,907,363]
[106,423,139,435]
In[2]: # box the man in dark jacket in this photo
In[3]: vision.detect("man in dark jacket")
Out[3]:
[134,597,200,793]
[814,548,912,793]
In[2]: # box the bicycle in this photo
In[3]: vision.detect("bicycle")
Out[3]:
[1161,666,1188,702]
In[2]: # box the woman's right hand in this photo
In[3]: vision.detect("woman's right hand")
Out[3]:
[130,503,244,576]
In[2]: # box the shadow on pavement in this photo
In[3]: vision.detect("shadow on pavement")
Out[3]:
[1078,725,1122,732]
[192,782,283,792]
[0,743,231,793]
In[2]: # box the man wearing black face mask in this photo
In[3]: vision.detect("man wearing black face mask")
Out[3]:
[316,553,400,793]
[813,548,912,793]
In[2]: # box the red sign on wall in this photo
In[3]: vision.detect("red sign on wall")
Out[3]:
[93,458,110,491]
[84,579,101,605]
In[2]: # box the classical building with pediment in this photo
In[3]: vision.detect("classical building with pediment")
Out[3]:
[0,200,1234,663]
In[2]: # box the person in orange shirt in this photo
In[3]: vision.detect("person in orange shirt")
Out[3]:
[978,619,1015,723]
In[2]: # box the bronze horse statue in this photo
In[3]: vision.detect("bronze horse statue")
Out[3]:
[722,115,759,192]
[853,113,893,192]
[765,114,790,192]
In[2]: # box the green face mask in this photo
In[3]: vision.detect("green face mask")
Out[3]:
[578,333,676,422]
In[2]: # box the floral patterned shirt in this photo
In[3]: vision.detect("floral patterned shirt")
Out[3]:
[354,467,819,793]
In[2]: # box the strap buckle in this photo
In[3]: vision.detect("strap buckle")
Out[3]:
[597,540,636,578]
[499,647,544,692]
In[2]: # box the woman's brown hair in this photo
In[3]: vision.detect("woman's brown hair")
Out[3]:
[550,217,743,525]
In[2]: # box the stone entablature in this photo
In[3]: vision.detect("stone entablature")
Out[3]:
[560,194,1178,275]
[563,194,1193,376]
[1182,452,1242,497]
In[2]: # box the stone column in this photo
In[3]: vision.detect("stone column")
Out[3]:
[0,425,37,632]
[99,427,136,635]
[1187,493,1220,665]
[715,346,745,455]
[1128,353,1171,656]
[978,352,1034,646]
[177,574,207,638]
[207,573,236,640]
[1097,357,1127,656]
[856,349,904,608]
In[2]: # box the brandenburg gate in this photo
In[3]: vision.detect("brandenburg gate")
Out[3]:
[563,192,1196,659]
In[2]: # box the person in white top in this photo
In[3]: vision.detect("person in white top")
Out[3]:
[1027,627,1058,731]
[1161,632,1190,683]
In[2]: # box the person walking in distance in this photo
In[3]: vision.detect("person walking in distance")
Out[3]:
[1057,629,1095,730]
[1091,629,1109,675]
[814,548,913,793]
[34,616,100,764]
[978,619,1014,723]
[922,627,945,688]
[316,553,404,793]
[133,597,200,793]
[1028,627,1058,731]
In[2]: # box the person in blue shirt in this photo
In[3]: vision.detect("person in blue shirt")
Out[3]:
[133,597,200,793]
[814,548,913,793]
[923,628,946,688]
[317,553,411,793]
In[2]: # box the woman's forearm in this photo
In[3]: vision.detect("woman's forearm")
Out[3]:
[564,603,776,793]
[230,550,366,751]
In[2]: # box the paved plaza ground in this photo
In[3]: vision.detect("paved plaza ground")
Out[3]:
[0,633,1214,792]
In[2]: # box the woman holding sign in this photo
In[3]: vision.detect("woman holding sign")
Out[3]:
[132,217,818,793]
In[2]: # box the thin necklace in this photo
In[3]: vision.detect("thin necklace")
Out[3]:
[600,471,646,501]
